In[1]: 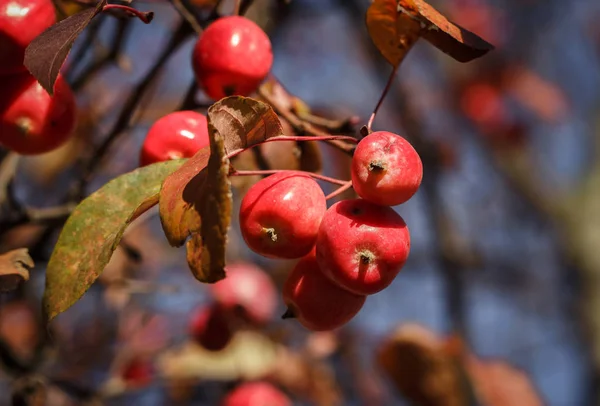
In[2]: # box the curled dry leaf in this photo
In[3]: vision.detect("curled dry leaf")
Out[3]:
[376,324,468,406]
[186,126,232,283]
[43,160,185,323]
[159,97,284,283]
[366,0,494,66]
[0,249,33,292]
[24,0,107,95]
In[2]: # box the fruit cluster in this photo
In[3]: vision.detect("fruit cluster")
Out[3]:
[136,15,423,332]
[0,0,77,155]
[240,131,423,331]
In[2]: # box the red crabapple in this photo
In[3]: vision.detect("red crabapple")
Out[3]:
[189,303,233,351]
[0,0,56,74]
[140,110,209,166]
[121,357,153,388]
[283,250,366,331]
[351,131,423,206]
[192,16,273,100]
[222,381,291,406]
[239,171,326,259]
[316,199,410,295]
[210,262,277,326]
[0,72,77,155]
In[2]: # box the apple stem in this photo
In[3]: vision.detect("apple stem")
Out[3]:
[231,169,348,186]
[325,181,353,201]
[367,63,399,133]
[103,4,154,24]
[368,160,386,172]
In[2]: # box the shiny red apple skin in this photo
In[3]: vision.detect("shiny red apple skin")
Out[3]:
[351,131,423,207]
[192,16,273,100]
[283,249,366,331]
[140,110,209,166]
[239,171,326,259]
[0,72,76,155]
[0,0,56,74]
[315,199,410,295]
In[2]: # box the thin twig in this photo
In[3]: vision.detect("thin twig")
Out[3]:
[170,0,204,33]
[325,181,353,200]
[367,64,398,132]
[258,86,357,156]
[73,21,193,198]
[71,17,131,91]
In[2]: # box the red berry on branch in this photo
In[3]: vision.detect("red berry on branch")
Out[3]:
[189,303,233,352]
[210,262,277,326]
[351,131,423,207]
[283,250,366,331]
[222,382,291,406]
[239,171,326,259]
[192,16,273,100]
[316,199,410,295]
[121,357,153,388]
[140,110,209,166]
[0,0,56,74]
[0,72,77,155]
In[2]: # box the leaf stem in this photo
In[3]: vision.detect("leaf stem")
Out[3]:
[225,135,357,160]
[366,63,398,133]
[102,4,154,24]
[326,181,353,200]
[231,169,348,186]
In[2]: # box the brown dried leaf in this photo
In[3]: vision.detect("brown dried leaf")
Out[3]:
[366,0,422,67]
[366,0,494,66]
[24,1,106,95]
[399,0,494,62]
[186,128,232,283]
[159,97,283,247]
[376,324,467,406]
[209,96,284,154]
[0,249,33,292]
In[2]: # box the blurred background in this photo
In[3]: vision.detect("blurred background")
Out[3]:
[1,0,600,404]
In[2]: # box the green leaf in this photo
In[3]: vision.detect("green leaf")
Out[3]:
[43,159,185,323]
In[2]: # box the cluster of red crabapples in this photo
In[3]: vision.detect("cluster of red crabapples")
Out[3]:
[137,14,424,332]
[0,0,77,155]
[239,131,422,331]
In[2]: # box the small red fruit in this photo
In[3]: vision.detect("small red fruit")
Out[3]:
[239,171,326,259]
[222,382,291,406]
[122,357,153,388]
[0,72,77,155]
[351,131,423,207]
[283,250,366,331]
[140,110,209,166]
[316,199,410,295]
[189,303,233,351]
[192,16,273,100]
[0,0,56,74]
[210,262,277,326]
